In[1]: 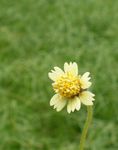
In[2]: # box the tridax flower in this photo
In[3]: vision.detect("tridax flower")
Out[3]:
[48,62,95,113]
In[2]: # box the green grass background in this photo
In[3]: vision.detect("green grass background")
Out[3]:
[0,0,118,149]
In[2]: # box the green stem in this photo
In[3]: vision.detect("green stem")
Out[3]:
[79,106,93,150]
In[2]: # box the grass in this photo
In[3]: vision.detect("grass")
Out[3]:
[0,0,118,149]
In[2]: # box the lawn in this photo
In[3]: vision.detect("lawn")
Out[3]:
[0,0,118,149]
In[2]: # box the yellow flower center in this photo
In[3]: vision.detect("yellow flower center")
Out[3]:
[53,72,81,98]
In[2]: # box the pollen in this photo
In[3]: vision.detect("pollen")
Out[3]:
[53,72,81,98]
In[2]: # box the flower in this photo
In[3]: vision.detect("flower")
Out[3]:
[48,62,95,113]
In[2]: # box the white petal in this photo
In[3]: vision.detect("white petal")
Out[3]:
[82,72,90,79]
[64,62,78,76]
[79,91,95,106]
[54,98,67,112]
[50,94,67,111]
[56,99,67,112]
[80,72,92,89]
[67,97,81,113]
[50,94,59,106]
[67,100,72,113]
[48,66,64,81]
[75,98,81,110]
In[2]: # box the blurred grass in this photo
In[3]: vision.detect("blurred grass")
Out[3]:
[0,0,118,149]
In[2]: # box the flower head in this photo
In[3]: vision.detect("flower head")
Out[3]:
[48,62,95,113]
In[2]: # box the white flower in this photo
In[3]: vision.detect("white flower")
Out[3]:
[48,62,95,113]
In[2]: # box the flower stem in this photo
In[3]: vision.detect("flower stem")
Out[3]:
[79,106,93,150]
